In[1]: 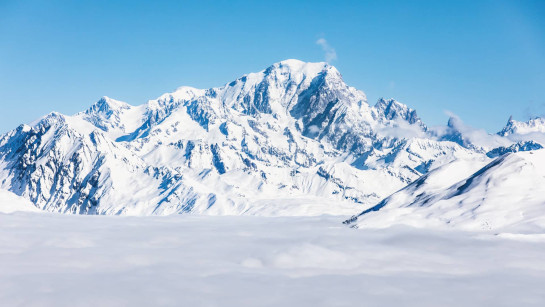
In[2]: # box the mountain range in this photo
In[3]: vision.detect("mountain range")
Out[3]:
[1,59,544,227]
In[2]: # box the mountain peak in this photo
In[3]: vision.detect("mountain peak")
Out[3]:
[498,116,545,136]
[161,86,206,103]
[446,115,460,128]
[375,98,403,109]
[374,98,423,126]
[28,111,66,128]
[265,59,338,80]
[275,59,328,69]
[84,96,131,116]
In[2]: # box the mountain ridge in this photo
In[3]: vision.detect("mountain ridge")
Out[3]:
[0,59,543,216]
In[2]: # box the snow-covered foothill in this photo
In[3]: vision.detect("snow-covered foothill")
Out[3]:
[346,149,545,233]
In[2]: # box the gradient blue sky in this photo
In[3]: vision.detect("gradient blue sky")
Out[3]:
[1,0,544,133]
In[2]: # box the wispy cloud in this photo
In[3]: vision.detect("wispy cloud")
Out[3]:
[388,81,396,90]
[316,38,337,63]
[523,101,545,120]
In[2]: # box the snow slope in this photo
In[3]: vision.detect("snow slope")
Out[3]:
[346,149,545,232]
[0,189,40,213]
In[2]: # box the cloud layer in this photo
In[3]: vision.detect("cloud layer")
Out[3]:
[316,38,337,62]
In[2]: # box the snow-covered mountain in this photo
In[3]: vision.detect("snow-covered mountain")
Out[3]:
[344,149,545,232]
[0,59,541,216]
[485,140,543,158]
[499,116,545,136]
[426,114,545,161]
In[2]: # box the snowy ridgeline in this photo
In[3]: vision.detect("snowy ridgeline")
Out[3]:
[0,213,544,307]
[343,147,545,233]
[0,59,545,231]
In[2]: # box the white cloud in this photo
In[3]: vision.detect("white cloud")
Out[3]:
[433,111,512,149]
[388,81,396,90]
[316,38,337,63]
[376,122,428,139]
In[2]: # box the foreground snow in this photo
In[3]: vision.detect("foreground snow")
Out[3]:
[1,212,544,306]
[0,189,40,213]
[347,149,545,232]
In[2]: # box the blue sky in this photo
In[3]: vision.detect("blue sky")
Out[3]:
[1,0,544,133]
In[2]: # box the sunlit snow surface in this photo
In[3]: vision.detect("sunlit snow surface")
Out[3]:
[349,150,545,232]
[1,212,544,306]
